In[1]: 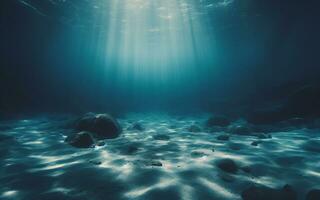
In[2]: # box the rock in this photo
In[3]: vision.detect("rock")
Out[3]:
[153,134,170,141]
[251,141,262,146]
[302,140,320,153]
[241,184,297,200]
[206,116,231,127]
[75,113,121,140]
[89,160,102,165]
[216,159,238,173]
[188,125,202,132]
[146,160,163,167]
[306,189,320,200]
[128,122,144,131]
[65,131,95,148]
[96,141,106,147]
[229,125,252,135]
[217,134,230,141]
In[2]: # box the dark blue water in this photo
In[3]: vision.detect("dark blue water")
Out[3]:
[1,1,320,200]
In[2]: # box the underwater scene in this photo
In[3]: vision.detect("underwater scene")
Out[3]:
[1,0,320,199]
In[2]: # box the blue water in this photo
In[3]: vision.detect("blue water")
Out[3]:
[1,0,320,200]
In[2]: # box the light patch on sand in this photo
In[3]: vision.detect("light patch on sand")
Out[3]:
[199,177,239,199]
[1,190,18,198]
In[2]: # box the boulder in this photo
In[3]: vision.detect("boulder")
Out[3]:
[216,158,238,173]
[65,131,95,148]
[75,113,121,139]
[241,184,297,200]
[251,141,262,146]
[206,116,231,127]
[306,189,320,200]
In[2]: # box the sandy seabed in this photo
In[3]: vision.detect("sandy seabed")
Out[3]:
[0,113,319,200]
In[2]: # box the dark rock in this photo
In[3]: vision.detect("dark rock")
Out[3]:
[188,125,202,132]
[75,113,121,140]
[146,160,163,167]
[229,125,252,135]
[306,189,320,200]
[65,131,95,148]
[216,159,238,173]
[89,160,102,165]
[207,116,231,127]
[153,134,170,141]
[241,184,297,200]
[251,141,262,146]
[302,140,320,153]
[217,134,230,141]
[96,141,106,147]
[128,122,144,131]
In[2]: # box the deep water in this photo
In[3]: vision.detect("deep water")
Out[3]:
[1,0,320,200]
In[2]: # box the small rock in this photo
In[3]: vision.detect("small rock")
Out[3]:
[188,125,202,133]
[217,134,230,141]
[65,131,95,148]
[306,189,320,200]
[216,159,238,173]
[90,160,102,165]
[146,160,163,167]
[153,134,170,141]
[207,116,231,127]
[251,141,262,146]
[96,141,106,147]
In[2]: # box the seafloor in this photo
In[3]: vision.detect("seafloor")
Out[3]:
[0,113,319,200]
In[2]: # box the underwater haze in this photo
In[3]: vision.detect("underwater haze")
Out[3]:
[1,0,320,200]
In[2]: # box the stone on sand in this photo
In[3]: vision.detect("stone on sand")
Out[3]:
[75,113,121,139]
